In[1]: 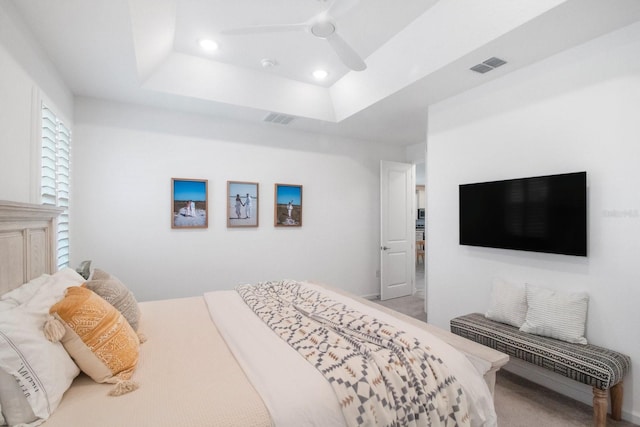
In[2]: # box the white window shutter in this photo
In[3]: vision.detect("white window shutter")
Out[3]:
[41,104,71,269]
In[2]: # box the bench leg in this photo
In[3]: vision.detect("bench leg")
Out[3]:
[610,382,623,421]
[593,387,607,427]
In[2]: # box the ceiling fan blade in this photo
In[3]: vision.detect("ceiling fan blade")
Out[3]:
[326,32,366,71]
[222,23,307,35]
[327,0,359,19]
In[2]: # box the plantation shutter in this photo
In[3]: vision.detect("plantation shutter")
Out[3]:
[41,104,71,269]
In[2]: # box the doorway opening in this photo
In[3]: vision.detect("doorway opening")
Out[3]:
[415,162,426,300]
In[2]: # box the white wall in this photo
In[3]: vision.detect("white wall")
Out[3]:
[0,0,406,303]
[427,22,640,422]
[0,0,73,203]
[406,142,426,185]
[71,98,405,302]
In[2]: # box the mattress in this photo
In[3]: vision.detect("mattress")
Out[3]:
[42,296,271,427]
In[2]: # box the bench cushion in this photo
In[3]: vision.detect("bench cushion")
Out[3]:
[450,313,630,390]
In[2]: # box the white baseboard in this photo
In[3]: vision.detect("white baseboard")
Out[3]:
[503,359,640,425]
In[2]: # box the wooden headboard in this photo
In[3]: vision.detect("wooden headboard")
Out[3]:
[0,200,62,295]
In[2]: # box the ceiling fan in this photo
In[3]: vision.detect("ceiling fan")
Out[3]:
[222,0,366,71]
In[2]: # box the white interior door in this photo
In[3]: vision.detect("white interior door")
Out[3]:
[380,160,415,300]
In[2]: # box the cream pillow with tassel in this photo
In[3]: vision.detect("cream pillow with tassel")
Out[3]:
[46,286,140,396]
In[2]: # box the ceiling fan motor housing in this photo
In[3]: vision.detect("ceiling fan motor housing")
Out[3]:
[311,21,336,39]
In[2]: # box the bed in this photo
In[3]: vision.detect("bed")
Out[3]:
[0,201,508,427]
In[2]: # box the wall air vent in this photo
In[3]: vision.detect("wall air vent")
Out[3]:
[264,112,295,125]
[470,57,507,74]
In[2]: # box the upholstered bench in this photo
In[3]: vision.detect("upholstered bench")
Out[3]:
[450,313,631,427]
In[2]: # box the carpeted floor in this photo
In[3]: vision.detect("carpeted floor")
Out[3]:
[373,294,427,322]
[495,369,637,426]
[372,294,639,427]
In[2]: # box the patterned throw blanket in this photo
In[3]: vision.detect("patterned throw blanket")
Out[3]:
[236,281,470,427]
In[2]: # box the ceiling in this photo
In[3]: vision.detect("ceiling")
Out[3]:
[10,0,640,146]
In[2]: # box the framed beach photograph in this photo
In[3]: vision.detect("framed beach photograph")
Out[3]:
[274,183,302,227]
[171,178,208,229]
[227,181,259,227]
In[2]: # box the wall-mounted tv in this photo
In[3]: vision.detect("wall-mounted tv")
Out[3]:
[459,172,587,256]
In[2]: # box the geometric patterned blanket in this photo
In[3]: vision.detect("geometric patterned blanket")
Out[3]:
[236,280,470,427]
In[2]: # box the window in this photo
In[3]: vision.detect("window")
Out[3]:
[41,103,71,269]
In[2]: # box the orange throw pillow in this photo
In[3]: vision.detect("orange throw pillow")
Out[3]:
[48,286,139,395]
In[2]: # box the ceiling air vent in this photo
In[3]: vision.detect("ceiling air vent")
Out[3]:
[483,57,507,68]
[470,63,493,74]
[470,57,507,74]
[264,112,295,125]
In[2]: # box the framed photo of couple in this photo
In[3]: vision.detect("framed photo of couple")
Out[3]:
[227,181,259,227]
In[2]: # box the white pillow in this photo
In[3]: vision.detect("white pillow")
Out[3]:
[0,367,36,426]
[0,300,17,312]
[519,285,589,344]
[0,268,84,426]
[0,274,51,307]
[1,268,84,310]
[22,268,85,314]
[485,278,527,327]
[0,306,80,425]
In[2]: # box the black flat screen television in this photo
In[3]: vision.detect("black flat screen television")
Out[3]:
[459,172,587,256]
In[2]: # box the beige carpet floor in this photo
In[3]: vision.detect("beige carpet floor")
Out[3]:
[495,369,637,426]
[373,294,427,322]
[373,294,638,427]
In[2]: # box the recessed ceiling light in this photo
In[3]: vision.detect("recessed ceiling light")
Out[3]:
[313,69,329,80]
[199,39,219,52]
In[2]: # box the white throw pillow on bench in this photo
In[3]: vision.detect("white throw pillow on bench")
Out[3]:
[485,278,527,328]
[519,284,589,344]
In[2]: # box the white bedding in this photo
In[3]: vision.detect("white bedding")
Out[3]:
[204,282,497,427]
[40,297,271,427]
